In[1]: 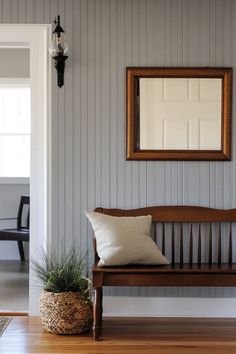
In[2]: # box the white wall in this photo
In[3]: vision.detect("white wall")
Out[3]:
[0,49,29,77]
[0,48,30,260]
[1,0,236,300]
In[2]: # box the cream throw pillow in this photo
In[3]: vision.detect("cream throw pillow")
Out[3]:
[86,211,169,266]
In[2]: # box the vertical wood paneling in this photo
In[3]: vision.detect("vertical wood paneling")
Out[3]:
[223,0,232,66]
[17,0,25,23]
[182,0,189,65]
[43,0,50,23]
[215,0,223,64]
[209,0,216,65]
[123,0,133,295]
[177,0,183,65]
[72,0,82,255]
[55,0,66,249]
[223,1,233,210]
[64,0,74,247]
[232,0,236,224]
[138,0,148,297]
[170,0,178,66]
[131,0,141,210]
[2,0,236,298]
[124,0,132,210]
[25,0,33,22]
[164,0,172,66]
[199,163,210,206]
[2,0,11,22]
[199,0,210,65]
[138,0,147,210]
[86,0,96,272]
[100,0,110,208]
[11,0,18,22]
[138,0,148,210]
[48,0,58,251]
[49,0,59,251]
[188,0,200,65]
[94,0,102,208]
[34,0,44,22]
[0,2,3,22]
[116,0,124,209]
[80,0,89,254]
[110,0,118,208]
[87,0,96,236]
[147,0,159,65]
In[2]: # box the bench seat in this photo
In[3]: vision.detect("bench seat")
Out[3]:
[93,263,236,287]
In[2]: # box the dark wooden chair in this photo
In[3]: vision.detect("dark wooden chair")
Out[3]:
[0,195,30,262]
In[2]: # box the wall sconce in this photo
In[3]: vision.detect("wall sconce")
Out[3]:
[49,15,69,88]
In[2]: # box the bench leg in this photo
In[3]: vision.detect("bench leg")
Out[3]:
[93,287,103,340]
[17,241,25,262]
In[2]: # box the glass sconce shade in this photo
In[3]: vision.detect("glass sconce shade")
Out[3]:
[49,32,69,57]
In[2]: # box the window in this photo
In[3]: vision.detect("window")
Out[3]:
[0,78,30,179]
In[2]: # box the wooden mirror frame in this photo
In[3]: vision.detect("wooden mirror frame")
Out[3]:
[126,67,232,161]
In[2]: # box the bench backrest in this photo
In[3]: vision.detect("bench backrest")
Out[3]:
[94,206,236,266]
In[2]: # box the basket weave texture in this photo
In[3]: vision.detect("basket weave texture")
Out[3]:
[40,290,93,334]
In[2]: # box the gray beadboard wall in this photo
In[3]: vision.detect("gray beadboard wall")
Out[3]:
[1,0,236,297]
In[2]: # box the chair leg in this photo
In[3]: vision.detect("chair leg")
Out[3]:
[17,241,25,262]
[93,287,103,340]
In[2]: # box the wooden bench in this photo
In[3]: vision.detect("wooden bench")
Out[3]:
[91,205,236,340]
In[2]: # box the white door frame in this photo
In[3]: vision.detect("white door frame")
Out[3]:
[0,24,51,315]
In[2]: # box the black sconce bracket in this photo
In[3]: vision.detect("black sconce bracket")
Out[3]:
[53,55,68,88]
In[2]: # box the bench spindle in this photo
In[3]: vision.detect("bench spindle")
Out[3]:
[229,222,232,266]
[172,223,175,266]
[189,224,193,267]
[209,223,212,266]
[198,223,201,267]
[218,223,222,265]
[153,224,157,244]
[162,222,165,255]
[180,223,184,267]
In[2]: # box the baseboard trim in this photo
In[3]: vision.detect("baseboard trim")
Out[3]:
[103,296,236,317]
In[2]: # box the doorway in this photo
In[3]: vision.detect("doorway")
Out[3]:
[0,25,51,315]
[0,57,30,312]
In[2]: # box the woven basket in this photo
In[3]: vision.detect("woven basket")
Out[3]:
[40,289,93,334]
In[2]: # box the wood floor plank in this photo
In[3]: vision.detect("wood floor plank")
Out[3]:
[1,317,236,354]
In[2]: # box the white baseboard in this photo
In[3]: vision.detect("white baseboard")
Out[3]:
[103,296,236,317]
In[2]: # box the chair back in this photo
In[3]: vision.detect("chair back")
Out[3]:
[17,195,30,230]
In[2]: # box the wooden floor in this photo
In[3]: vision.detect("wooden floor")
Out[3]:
[1,316,236,354]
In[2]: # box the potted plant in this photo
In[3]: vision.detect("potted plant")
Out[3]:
[33,244,93,334]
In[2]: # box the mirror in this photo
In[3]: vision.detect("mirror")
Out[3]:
[126,67,232,160]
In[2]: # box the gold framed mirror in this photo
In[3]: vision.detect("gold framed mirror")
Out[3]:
[126,67,232,161]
